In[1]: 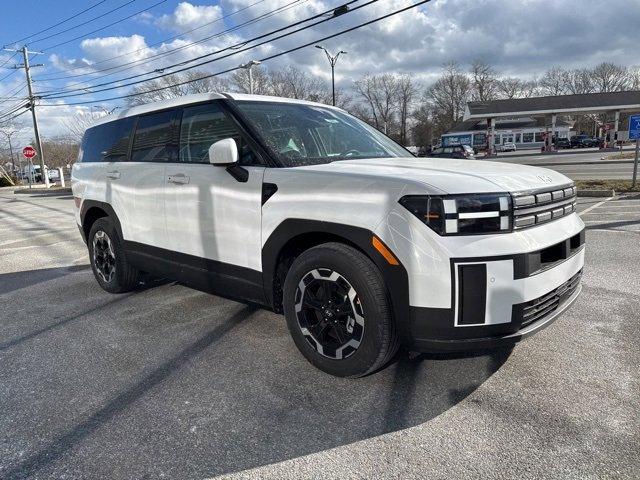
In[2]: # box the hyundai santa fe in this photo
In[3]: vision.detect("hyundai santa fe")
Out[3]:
[72,93,585,377]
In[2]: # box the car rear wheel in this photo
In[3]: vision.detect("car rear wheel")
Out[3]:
[283,242,398,377]
[88,217,140,293]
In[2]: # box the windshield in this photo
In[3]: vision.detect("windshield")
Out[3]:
[234,101,409,167]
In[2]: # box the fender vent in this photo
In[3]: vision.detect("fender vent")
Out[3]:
[262,183,278,205]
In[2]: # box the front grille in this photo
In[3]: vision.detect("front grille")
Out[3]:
[512,185,577,229]
[514,269,582,328]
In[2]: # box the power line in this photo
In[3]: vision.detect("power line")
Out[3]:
[0,69,18,83]
[0,105,29,123]
[35,0,306,93]
[41,0,433,106]
[3,82,28,99]
[0,102,28,121]
[36,0,269,80]
[0,52,18,68]
[4,0,108,46]
[41,0,360,99]
[30,0,136,45]
[41,0,168,51]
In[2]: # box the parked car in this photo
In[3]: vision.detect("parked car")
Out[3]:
[497,142,516,152]
[429,144,475,159]
[72,93,585,378]
[21,164,59,182]
[570,135,599,148]
[554,138,572,149]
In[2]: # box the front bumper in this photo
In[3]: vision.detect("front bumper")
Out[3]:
[406,229,585,352]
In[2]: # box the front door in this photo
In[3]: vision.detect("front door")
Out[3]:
[163,101,265,297]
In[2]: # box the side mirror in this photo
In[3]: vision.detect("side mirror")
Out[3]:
[208,138,238,166]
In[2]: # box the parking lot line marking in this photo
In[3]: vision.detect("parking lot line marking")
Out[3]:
[582,211,639,215]
[579,197,614,217]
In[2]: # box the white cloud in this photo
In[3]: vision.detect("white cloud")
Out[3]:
[156,2,224,36]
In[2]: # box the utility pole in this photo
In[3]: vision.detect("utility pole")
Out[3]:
[5,45,48,187]
[315,45,347,106]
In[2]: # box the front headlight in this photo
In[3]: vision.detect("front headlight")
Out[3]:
[399,193,512,235]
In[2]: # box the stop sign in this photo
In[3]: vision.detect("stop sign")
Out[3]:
[22,146,36,159]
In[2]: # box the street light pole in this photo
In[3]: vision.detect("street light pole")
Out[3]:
[0,129,18,176]
[239,60,261,94]
[315,45,347,106]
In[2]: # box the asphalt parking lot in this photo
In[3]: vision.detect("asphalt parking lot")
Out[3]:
[0,188,638,479]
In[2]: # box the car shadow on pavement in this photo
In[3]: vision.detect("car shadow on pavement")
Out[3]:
[0,285,511,479]
[1,305,258,480]
[0,265,90,295]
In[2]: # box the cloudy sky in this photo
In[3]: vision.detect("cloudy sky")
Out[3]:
[0,0,638,142]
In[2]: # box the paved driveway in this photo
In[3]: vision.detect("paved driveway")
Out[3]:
[0,189,638,479]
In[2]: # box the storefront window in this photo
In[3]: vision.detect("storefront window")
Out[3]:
[522,132,534,143]
[515,133,522,143]
[535,132,544,142]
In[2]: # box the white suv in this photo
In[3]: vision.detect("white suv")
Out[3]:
[72,93,585,377]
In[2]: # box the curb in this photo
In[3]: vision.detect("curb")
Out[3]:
[13,187,72,195]
[577,189,615,197]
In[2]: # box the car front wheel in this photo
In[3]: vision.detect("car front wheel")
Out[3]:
[283,242,399,377]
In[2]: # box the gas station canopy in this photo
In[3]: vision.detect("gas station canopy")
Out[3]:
[464,90,640,120]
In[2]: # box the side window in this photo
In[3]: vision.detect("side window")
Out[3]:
[79,117,134,163]
[131,109,179,162]
[179,102,259,165]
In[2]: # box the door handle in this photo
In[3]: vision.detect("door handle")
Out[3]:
[167,174,190,184]
[106,171,121,179]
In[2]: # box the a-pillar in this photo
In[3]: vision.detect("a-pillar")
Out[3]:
[487,117,496,156]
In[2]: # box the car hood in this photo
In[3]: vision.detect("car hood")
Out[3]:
[299,157,572,194]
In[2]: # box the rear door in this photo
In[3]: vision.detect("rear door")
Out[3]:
[164,101,265,274]
[109,109,179,251]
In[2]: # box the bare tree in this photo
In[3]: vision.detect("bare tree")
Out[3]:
[269,66,328,101]
[630,66,640,90]
[539,66,568,96]
[395,74,419,145]
[60,110,106,143]
[589,62,631,92]
[563,68,595,94]
[41,137,79,169]
[127,71,230,106]
[470,60,498,101]
[230,65,271,95]
[411,103,434,149]
[425,62,471,133]
[0,119,24,174]
[354,73,400,133]
[497,77,537,99]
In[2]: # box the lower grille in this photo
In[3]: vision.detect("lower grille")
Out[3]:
[514,269,582,328]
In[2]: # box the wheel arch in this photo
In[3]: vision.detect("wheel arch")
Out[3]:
[262,219,410,339]
[80,200,124,243]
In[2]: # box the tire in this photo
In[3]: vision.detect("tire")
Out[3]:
[283,242,399,377]
[88,217,139,293]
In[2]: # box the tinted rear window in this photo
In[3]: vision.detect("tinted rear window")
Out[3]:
[131,110,179,162]
[79,117,134,163]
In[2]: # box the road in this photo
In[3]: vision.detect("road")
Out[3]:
[487,146,638,180]
[0,188,638,479]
